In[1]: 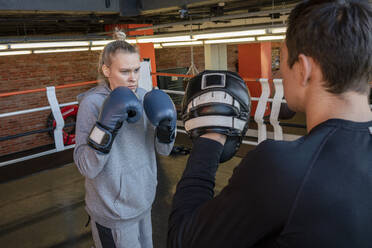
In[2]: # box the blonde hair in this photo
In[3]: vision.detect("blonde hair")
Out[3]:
[98,28,139,84]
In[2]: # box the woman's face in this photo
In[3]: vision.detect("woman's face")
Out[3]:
[103,51,141,91]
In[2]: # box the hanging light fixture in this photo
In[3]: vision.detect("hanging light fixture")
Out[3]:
[91,39,137,46]
[33,48,90,54]
[270,27,287,34]
[137,35,194,43]
[90,46,105,51]
[0,50,32,56]
[193,29,266,40]
[257,35,285,41]
[204,37,256,44]
[162,41,203,47]
[10,41,90,49]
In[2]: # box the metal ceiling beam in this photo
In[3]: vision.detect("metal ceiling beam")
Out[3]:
[128,7,293,31]
[138,0,221,11]
[132,22,287,39]
[0,34,108,43]
[0,0,119,12]
[0,0,215,16]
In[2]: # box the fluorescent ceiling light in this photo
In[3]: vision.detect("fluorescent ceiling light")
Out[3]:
[204,37,256,44]
[193,29,266,39]
[0,45,7,50]
[91,39,136,46]
[11,41,90,49]
[154,44,162,49]
[257,35,285,41]
[126,39,137,44]
[34,48,90,54]
[91,46,105,51]
[91,40,115,46]
[162,41,203,47]
[137,35,193,43]
[270,27,287,34]
[0,50,32,56]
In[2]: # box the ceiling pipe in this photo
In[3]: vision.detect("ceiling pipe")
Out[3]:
[0,21,287,44]
[0,7,292,44]
[132,22,287,41]
[152,21,287,37]
[127,7,293,31]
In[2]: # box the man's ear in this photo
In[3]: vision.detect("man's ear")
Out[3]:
[298,54,312,86]
[102,64,110,78]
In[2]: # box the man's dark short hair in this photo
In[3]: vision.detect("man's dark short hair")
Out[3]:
[286,0,372,94]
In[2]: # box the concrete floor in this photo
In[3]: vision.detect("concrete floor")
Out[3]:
[0,149,242,248]
[0,113,307,247]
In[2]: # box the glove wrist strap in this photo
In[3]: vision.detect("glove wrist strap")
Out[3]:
[156,126,175,144]
[88,122,115,153]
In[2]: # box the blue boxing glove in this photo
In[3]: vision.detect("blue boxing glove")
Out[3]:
[144,89,177,143]
[88,86,142,153]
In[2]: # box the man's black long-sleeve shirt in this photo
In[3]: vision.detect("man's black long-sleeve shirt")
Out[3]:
[168,119,372,248]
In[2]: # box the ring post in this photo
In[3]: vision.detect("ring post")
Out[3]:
[270,79,284,140]
[254,78,270,143]
[46,86,65,151]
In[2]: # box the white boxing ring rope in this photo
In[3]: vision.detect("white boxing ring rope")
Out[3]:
[0,82,299,168]
[5,61,368,167]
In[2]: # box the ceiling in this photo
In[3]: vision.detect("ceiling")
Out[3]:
[0,0,300,42]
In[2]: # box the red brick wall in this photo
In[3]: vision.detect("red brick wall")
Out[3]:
[155,44,239,72]
[0,51,100,156]
[0,44,239,157]
[155,46,205,71]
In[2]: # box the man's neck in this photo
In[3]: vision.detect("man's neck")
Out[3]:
[305,90,372,132]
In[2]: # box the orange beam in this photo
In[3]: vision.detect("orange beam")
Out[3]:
[2,76,368,98]
[0,88,46,97]
[0,80,98,98]
[55,80,98,90]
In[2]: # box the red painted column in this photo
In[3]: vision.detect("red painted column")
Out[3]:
[238,42,272,116]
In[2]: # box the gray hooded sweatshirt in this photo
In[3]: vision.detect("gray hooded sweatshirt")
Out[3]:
[73,83,174,228]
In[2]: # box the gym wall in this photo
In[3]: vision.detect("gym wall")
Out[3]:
[155,45,239,72]
[0,51,100,156]
[0,43,245,157]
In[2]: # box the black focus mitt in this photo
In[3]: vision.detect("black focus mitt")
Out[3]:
[182,70,251,162]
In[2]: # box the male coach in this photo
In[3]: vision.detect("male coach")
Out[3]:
[168,0,372,247]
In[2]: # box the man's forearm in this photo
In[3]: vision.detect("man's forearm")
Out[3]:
[168,137,224,247]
